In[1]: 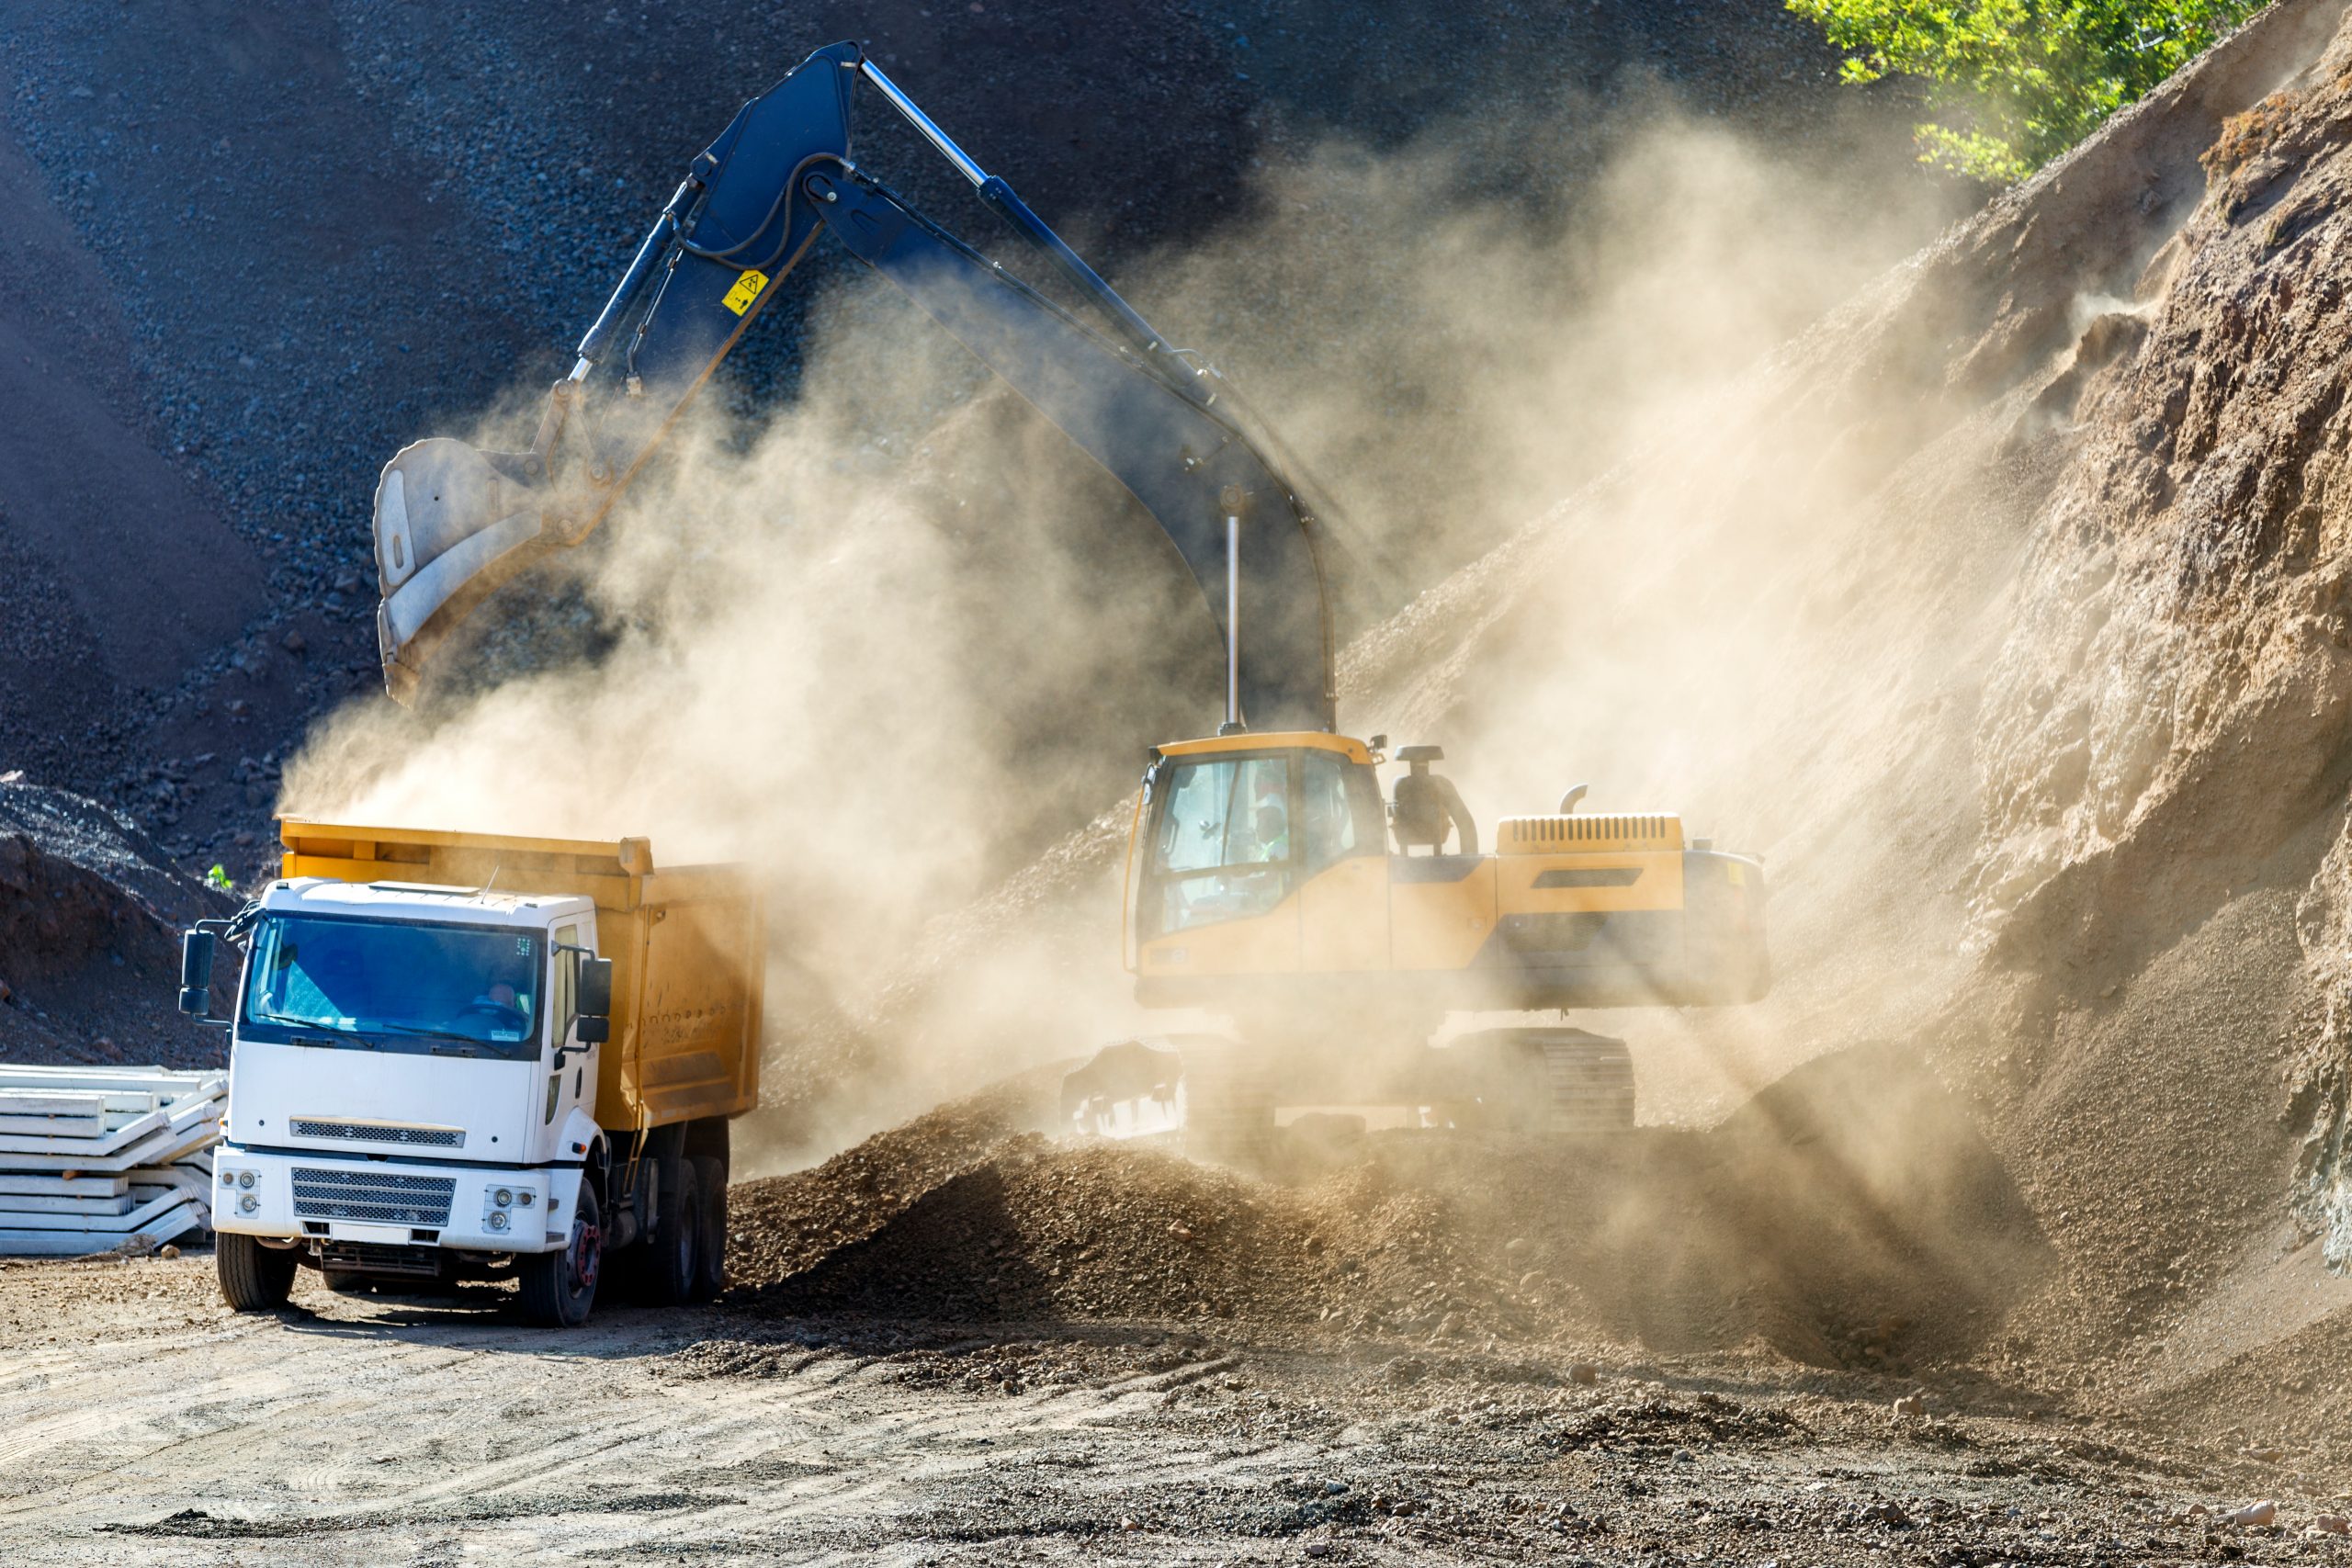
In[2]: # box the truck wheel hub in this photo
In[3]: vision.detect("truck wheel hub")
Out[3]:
[572,1223,601,1292]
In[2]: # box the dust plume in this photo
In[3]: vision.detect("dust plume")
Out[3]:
[282,93,1963,1170]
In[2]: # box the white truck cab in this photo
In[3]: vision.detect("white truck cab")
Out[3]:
[182,822,763,1326]
[210,878,607,1264]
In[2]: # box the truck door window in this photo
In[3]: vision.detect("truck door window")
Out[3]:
[1147,754,1295,936]
[549,924,579,1044]
[546,923,581,1124]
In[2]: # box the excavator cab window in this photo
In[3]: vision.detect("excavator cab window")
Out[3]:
[1144,754,1295,938]
[1300,752,1385,874]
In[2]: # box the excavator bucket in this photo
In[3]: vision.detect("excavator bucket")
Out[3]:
[368,46,858,705]
[372,438,553,705]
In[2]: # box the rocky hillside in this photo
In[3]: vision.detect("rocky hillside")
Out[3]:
[0,779,232,1066]
[808,0,2352,1426]
[0,0,1933,894]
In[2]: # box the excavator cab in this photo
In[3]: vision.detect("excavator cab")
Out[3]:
[1126,734,1390,987]
[1090,728,1773,1160]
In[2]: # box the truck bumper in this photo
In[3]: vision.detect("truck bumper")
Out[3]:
[210,1144,582,1254]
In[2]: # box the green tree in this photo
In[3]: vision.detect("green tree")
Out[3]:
[1788,1,2262,183]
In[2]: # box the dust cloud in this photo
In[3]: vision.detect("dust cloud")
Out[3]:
[281,96,1962,1170]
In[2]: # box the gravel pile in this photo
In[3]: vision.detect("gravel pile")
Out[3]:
[730,1068,1546,1332]
[0,779,233,1067]
[726,1043,2036,1361]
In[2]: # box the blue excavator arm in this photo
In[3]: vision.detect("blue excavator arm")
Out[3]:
[373,41,1339,733]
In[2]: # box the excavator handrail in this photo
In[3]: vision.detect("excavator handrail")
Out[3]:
[1120,779,1149,976]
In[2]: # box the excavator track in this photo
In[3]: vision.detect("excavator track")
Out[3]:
[1443,1026,1636,1137]
[1063,1025,1634,1163]
[1529,1029,1636,1136]
[1175,1044,1278,1168]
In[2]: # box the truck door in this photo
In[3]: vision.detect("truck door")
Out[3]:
[540,920,594,1149]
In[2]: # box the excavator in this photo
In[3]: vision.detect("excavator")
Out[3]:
[371,42,1771,1161]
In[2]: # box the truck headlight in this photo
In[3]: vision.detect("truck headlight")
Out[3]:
[486,1211,510,1233]
[237,1193,259,1214]
[238,1170,257,1190]
[492,1188,513,1208]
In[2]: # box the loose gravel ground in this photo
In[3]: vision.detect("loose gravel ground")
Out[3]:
[2,1247,2348,1565]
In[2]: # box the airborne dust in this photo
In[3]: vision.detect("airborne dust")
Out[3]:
[282,99,1956,1159]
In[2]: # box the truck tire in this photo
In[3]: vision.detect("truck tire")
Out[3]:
[217,1234,298,1312]
[690,1154,727,1303]
[518,1181,602,1327]
[320,1270,374,1296]
[642,1158,702,1308]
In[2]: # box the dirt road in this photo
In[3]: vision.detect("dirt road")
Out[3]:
[0,1252,2344,1565]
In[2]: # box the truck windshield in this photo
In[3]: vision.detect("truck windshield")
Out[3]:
[241,914,543,1060]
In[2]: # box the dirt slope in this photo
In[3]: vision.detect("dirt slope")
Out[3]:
[752,0,2352,1442]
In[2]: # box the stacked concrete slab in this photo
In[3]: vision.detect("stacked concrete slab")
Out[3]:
[0,1066,223,1254]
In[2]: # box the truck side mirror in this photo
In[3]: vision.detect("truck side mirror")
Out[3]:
[178,930,215,1016]
[578,956,614,1021]
[574,1014,611,1045]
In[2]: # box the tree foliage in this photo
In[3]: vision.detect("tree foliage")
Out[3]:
[1787,1,2263,183]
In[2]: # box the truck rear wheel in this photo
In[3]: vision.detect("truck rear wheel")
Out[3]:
[518,1182,602,1327]
[217,1234,298,1312]
[642,1159,702,1307]
[690,1155,726,1303]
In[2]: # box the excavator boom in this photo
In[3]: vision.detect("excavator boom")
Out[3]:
[374,42,1339,733]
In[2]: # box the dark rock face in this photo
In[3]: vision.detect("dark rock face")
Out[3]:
[0,780,232,1066]
[0,0,1925,892]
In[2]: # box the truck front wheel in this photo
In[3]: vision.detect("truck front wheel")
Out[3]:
[216,1234,299,1312]
[519,1182,602,1327]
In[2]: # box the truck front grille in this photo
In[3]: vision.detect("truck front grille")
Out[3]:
[292,1168,456,1228]
[318,1240,446,1279]
[291,1119,464,1149]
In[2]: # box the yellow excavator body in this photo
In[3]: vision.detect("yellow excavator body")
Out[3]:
[1124,732,1767,1012]
[1065,731,1770,1157]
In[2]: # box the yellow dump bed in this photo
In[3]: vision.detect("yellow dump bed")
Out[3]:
[276,820,763,1132]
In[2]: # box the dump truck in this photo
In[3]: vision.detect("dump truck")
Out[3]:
[365,42,1769,1162]
[178,821,761,1325]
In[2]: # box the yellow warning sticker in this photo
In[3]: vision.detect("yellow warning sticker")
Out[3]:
[721,268,770,316]
[1727,863,1745,886]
